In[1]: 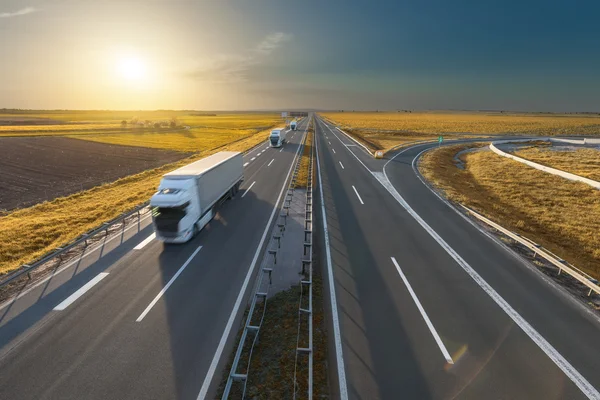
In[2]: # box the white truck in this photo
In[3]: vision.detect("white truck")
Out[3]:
[269,128,286,147]
[290,120,297,130]
[150,151,243,243]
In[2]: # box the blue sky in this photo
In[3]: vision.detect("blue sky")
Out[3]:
[1,0,599,111]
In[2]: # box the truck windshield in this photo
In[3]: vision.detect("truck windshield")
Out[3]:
[152,202,189,233]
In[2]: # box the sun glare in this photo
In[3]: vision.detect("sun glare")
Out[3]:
[117,57,147,81]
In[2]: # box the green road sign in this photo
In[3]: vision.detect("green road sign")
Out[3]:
[438,136,443,143]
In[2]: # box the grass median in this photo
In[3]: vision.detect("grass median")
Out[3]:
[296,121,313,188]
[0,129,271,275]
[419,144,600,280]
[514,147,600,181]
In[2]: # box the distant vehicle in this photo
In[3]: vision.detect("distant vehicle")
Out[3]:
[269,128,286,147]
[150,151,243,243]
[290,120,297,130]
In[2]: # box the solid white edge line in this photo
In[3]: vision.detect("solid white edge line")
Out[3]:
[0,213,154,311]
[196,127,308,400]
[136,245,202,322]
[53,272,109,311]
[241,181,256,198]
[268,159,274,167]
[322,116,600,399]
[134,233,156,250]
[315,119,349,399]
[339,161,344,170]
[351,185,365,205]
[390,257,453,364]
[243,162,249,167]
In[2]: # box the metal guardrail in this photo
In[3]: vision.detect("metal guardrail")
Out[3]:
[294,122,314,399]
[222,125,309,399]
[0,202,150,289]
[462,205,600,297]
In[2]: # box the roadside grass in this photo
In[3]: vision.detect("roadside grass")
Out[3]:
[0,129,270,275]
[514,147,600,181]
[321,111,600,153]
[419,144,600,280]
[296,122,313,188]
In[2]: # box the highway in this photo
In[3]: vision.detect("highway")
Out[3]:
[314,115,600,399]
[1,113,600,400]
[0,118,308,400]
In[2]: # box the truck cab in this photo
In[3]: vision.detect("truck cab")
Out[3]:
[150,180,200,243]
[269,128,285,147]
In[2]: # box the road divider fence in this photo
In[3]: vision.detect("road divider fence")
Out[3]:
[222,127,309,399]
[462,205,600,297]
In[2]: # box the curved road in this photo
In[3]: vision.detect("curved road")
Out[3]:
[314,115,600,399]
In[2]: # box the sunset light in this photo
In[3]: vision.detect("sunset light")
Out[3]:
[116,57,147,82]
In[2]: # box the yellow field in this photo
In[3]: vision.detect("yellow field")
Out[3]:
[321,112,600,153]
[514,147,600,181]
[72,128,258,153]
[0,128,270,275]
[419,144,600,279]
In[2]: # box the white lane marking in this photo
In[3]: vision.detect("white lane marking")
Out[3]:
[54,273,109,311]
[256,153,261,157]
[346,144,357,147]
[241,181,256,198]
[251,157,256,161]
[280,148,283,152]
[136,246,202,322]
[197,129,308,400]
[262,150,266,153]
[315,124,348,399]
[134,233,156,250]
[243,162,249,167]
[0,213,154,312]
[268,159,274,167]
[339,161,345,170]
[352,185,364,205]
[391,257,453,364]
[332,148,336,154]
[329,141,332,145]
[322,116,600,398]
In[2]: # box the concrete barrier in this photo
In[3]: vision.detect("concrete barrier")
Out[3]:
[490,140,600,189]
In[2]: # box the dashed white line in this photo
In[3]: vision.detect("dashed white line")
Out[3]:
[329,141,332,145]
[352,185,364,204]
[256,153,261,157]
[241,181,256,198]
[251,157,256,161]
[332,148,336,154]
[391,257,453,364]
[134,233,155,250]
[268,159,274,167]
[243,162,249,167]
[54,272,109,311]
[339,161,345,170]
[136,246,202,322]
[279,148,283,152]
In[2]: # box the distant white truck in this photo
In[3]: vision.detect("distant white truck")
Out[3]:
[150,151,244,243]
[269,128,286,147]
[290,120,297,130]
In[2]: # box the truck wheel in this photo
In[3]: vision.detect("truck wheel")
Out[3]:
[193,224,199,237]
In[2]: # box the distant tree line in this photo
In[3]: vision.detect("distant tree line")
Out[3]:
[120,116,181,129]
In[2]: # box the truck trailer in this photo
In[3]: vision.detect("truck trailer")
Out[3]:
[150,151,244,243]
[269,128,286,147]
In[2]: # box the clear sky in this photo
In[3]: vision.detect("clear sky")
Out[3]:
[1,0,599,111]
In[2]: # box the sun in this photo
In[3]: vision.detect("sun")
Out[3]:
[117,57,147,81]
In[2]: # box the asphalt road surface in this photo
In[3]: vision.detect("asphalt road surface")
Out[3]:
[313,115,600,400]
[0,118,308,400]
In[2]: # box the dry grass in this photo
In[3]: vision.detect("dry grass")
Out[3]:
[296,121,313,188]
[321,111,600,153]
[71,128,259,153]
[0,129,270,275]
[514,147,600,181]
[419,144,600,279]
